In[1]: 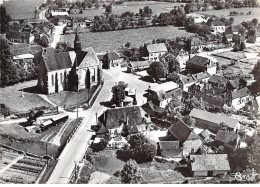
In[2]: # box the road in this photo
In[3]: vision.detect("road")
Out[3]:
[47,71,114,184]
[50,24,66,49]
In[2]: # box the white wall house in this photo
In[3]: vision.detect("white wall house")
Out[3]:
[147,43,168,62]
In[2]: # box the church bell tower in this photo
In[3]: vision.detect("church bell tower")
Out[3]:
[74,27,82,54]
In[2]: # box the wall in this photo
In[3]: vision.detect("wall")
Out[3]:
[207,66,217,75]
[149,51,166,61]
[193,171,208,177]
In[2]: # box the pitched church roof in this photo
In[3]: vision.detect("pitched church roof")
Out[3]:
[43,52,72,71]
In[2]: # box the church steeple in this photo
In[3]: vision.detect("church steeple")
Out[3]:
[74,27,82,54]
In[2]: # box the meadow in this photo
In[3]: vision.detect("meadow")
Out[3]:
[198,7,260,24]
[62,26,193,53]
[70,1,186,19]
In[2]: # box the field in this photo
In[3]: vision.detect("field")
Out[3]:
[0,147,47,184]
[70,1,186,19]
[2,0,43,20]
[198,7,260,24]
[0,80,51,113]
[212,51,247,61]
[62,26,193,53]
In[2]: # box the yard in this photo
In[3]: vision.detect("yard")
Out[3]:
[47,85,98,108]
[0,117,81,158]
[0,80,51,113]
[198,7,260,24]
[70,1,186,19]
[61,26,193,53]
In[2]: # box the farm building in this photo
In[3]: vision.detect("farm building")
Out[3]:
[189,154,230,177]
[189,108,240,133]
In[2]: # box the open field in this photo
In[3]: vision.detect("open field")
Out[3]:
[47,85,98,108]
[62,26,193,53]
[70,1,186,19]
[198,7,260,24]
[2,0,43,20]
[212,51,247,61]
[0,80,51,113]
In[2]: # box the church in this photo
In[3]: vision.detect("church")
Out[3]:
[36,32,102,94]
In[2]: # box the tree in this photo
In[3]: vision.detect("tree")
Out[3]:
[38,35,49,47]
[128,134,156,163]
[248,129,260,172]
[165,97,183,122]
[184,3,193,14]
[121,159,142,184]
[166,72,179,82]
[147,61,167,80]
[160,52,180,73]
[238,25,246,36]
[183,115,195,127]
[55,41,71,53]
[105,5,112,14]
[111,82,127,106]
[252,18,258,26]
[240,41,246,51]
[0,6,11,33]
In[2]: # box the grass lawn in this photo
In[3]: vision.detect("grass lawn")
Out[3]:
[140,168,185,183]
[198,7,260,24]
[0,80,51,113]
[47,86,98,108]
[70,1,186,19]
[62,26,193,53]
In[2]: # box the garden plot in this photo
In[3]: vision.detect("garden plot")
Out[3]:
[0,150,22,171]
[0,155,46,184]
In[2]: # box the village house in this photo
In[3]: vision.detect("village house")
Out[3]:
[191,72,211,83]
[187,37,207,52]
[102,52,123,69]
[229,87,252,110]
[127,61,151,73]
[168,120,203,155]
[148,82,180,108]
[210,21,226,35]
[189,108,240,133]
[36,32,102,94]
[189,154,230,177]
[186,55,217,75]
[97,106,142,137]
[244,95,260,116]
[177,74,196,92]
[47,5,59,14]
[208,74,229,91]
[6,31,34,44]
[186,13,209,24]
[146,43,168,62]
[67,17,86,29]
[158,141,183,159]
[69,4,81,14]
[215,130,241,150]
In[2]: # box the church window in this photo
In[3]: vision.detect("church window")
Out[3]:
[52,74,54,86]
[60,73,63,83]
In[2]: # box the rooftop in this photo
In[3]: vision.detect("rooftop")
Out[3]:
[231,87,251,100]
[149,82,178,93]
[208,74,229,85]
[189,108,239,129]
[191,72,211,81]
[159,141,180,150]
[190,154,230,171]
[147,43,167,53]
[129,61,151,68]
[168,120,192,142]
[215,130,239,145]
[187,55,212,67]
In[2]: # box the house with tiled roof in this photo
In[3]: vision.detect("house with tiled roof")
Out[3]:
[102,52,123,69]
[69,4,81,14]
[127,61,151,73]
[6,31,34,44]
[168,120,192,144]
[215,130,241,150]
[183,131,203,156]
[189,108,240,133]
[177,74,196,92]
[186,55,217,75]
[189,154,230,177]
[67,17,86,29]
[158,141,183,158]
[186,37,207,52]
[210,21,226,34]
[208,74,229,91]
[191,72,211,82]
[229,87,252,110]
[98,106,142,137]
[36,32,102,94]
[146,43,167,62]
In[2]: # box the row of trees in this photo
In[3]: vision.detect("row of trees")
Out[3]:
[0,39,38,87]
[0,6,11,34]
